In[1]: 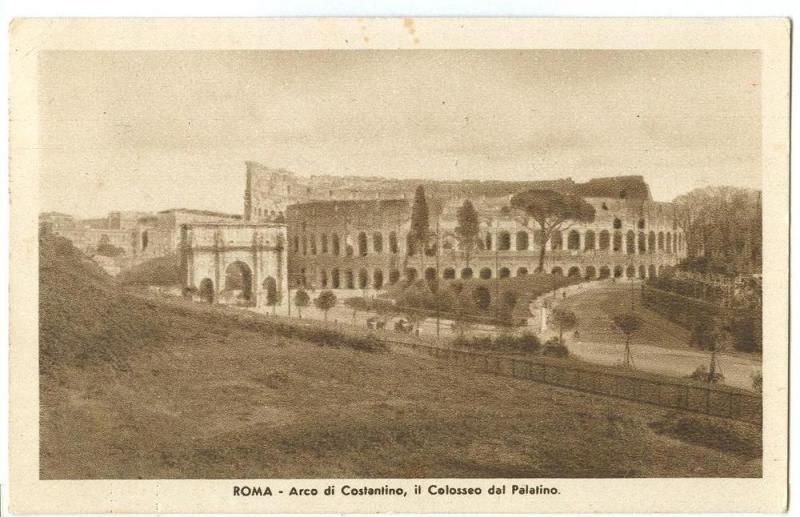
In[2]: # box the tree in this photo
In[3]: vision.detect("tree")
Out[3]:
[551,307,577,343]
[509,189,596,272]
[692,314,724,382]
[472,286,492,312]
[612,312,642,369]
[344,296,369,325]
[455,199,480,268]
[410,185,431,273]
[294,288,310,318]
[673,186,761,275]
[314,290,337,321]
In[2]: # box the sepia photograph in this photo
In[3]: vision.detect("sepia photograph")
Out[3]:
[8,17,790,514]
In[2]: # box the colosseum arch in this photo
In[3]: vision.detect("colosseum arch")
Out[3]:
[551,266,563,276]
[373,232,383,253]
[479,267,492,279]
[373,269,384,290]
[626,265,636,278]
[585,266,596,279]
[331,268,341,288]
[406,234,416,256]
[345,269,355,289]
[638,231,646,254]
[584,230,596,250]
[648,264,657,279]
[626,231,636,255]
[516,267,528,277]
[599,230,610,250]
[613,231,622,252]
[648,231,656,253]
[425,267,437,282]
[461,267,474,280]
[567,230,580,250]
[666,232,672,253]
[389,269,400,284]
[598,266,610,279]
[405,268,418,282]
[516,231,529,251]
[484,232,493,251]
[357,269,368,289]
[389,231,398,254]
[301,235,307,255]
[499,267,511,278]
[357,232,368,257]
[332,234,340,256]
[567,266,581,278]
[638,265,646,279]
[498,231,511,251]
[263,276,279,305]
[321,233,328,253]
[224,261,254,303]
[613,265,623,278]
[443,267,456,279]
[658,231,664,250]
[309,234,317,255]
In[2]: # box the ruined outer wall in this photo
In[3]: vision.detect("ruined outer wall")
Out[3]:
[286,197,687,290]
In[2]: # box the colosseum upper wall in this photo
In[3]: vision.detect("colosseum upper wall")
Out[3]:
[279,172,687,291]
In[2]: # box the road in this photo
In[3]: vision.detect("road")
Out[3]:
[253,280,761,390]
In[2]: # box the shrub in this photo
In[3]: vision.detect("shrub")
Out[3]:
[314,290,337,321]
[687,364,724,384]
[542,337,569,358]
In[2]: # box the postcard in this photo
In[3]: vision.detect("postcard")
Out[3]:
[8,17,790,513]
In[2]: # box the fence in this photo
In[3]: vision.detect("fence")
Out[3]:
[140,289,763,426]
[384,338,762,426]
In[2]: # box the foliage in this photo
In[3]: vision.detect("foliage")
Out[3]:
[641,285,761,353]
[344,296,370,313]
[472,286,492,312]
[551,307,578,340]
[691,314,721,351]
[117,254,181,286]
[673,186,761,275]
[509,189,596,271]
[455,199,480,267]
[612,312,642,337]
[385,273,576,326]
[410,185,430,254]
[314,290,337,320]
[542,336,569,358]
[687,364,725,384]
[294,289,310,318]
[453,332,541,353]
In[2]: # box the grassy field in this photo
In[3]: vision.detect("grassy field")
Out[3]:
[39,234,761,479]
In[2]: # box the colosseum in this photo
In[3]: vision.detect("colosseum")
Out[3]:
[243,163,688,291]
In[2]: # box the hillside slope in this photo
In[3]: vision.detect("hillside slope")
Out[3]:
[39,234,760,479]
[39,233,170,372]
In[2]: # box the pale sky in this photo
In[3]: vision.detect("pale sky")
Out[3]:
[39,50,761,218]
